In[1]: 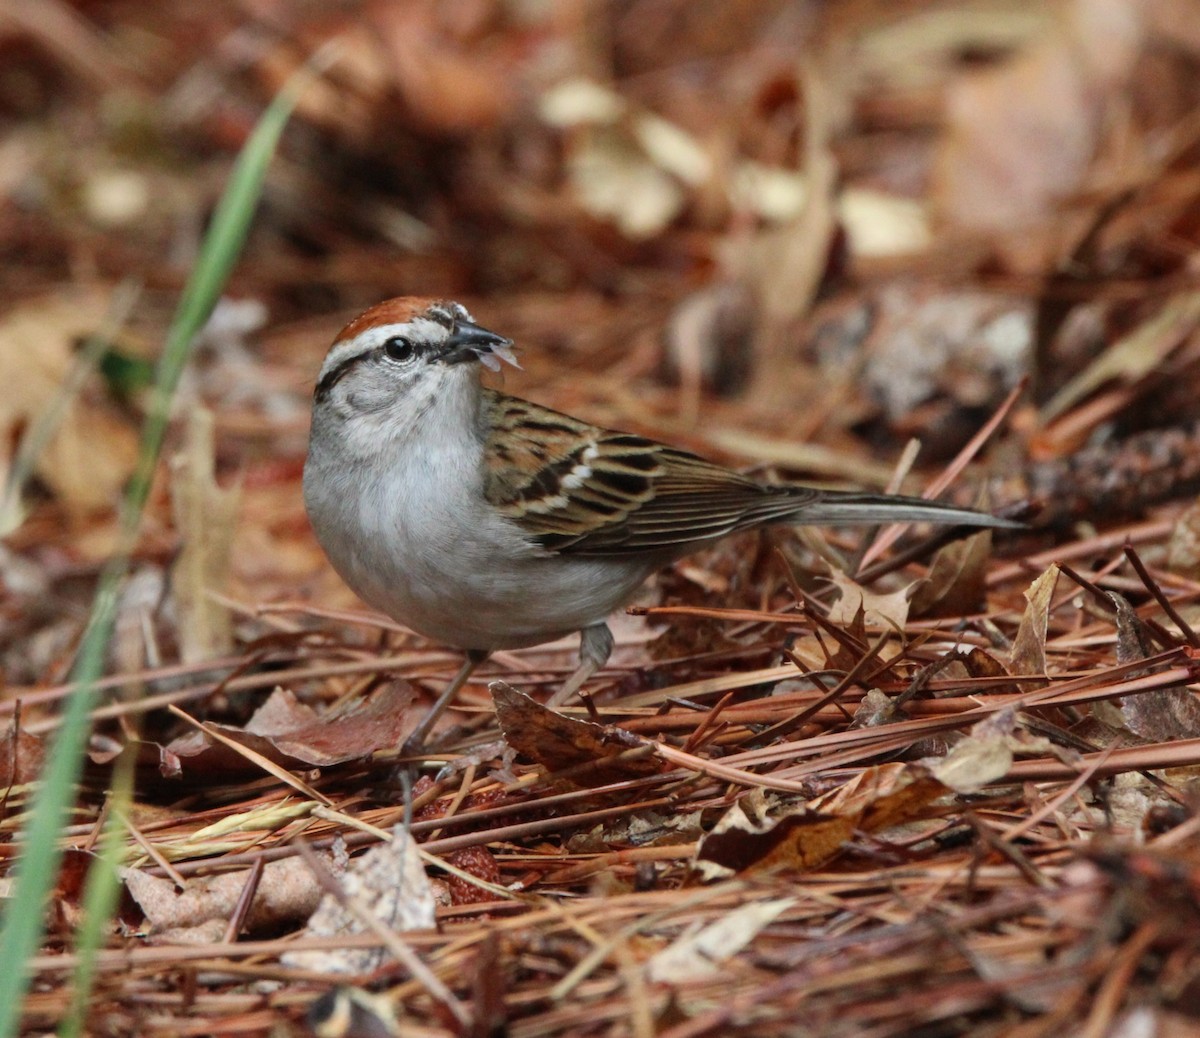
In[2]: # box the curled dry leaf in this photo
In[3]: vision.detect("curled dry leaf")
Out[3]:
[165,683,414,774]
[853,688,903,728]
[284,825,435,976]
[958,645,1022,694]
[124,855,326,939]
[827,569,913,629]
[491,681,659,780]
[1109,593,1200,742]
[1009,563,1059,680]
[910,529,992,618]
[928,707,1031,793]
[693,764,948,880]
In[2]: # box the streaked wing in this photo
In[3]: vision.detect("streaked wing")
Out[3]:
[481,392,812,555]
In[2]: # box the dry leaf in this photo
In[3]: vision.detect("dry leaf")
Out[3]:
[0,720,43,788]
[284,825,435,976]
[1166,498,1200,579]
[1110,593,1200,741]
[1009,564,1059,679]
[959,646,1019,690]
[491,681,658,779]
[567,127,686,239]
[693,764,947,879]
[124,855,325,938]
[165,683,414,773]
[928,708,1028,793]
[910,530,992,618]
[539,78,626,126]
[827,570,913,629]
[726,85,837,326]
[632,112,711,187]
[646,897,795,984]
[0,289,138,520]
[542,77,709,240]
[370,2,517,133]
[853,688,903,728]
[839,188,931,258]
[934,0,1141,235]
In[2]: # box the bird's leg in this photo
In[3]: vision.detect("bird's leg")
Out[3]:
[547,623,614,707]
[401,649,488,756]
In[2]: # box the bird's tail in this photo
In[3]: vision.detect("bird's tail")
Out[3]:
[792,491,1023,529]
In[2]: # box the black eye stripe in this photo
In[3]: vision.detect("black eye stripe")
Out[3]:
[313,323,436,402]
[314,353,362,402]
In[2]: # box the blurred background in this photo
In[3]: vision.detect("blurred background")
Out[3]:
[3,0,1200,679]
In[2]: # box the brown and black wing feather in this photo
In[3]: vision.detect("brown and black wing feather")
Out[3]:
[481,391,1014,557]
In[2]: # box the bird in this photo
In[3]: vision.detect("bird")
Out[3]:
[302,297,1019,753]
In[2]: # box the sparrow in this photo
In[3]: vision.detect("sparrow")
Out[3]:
[303,297,1018,752]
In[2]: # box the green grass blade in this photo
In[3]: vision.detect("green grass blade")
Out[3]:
[59,752,133,1038]
[0,54,327,1038]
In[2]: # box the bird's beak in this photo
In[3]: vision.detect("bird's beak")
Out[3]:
[438,321,519,370]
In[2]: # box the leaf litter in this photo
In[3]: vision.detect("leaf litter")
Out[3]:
[7,2,1200,1036]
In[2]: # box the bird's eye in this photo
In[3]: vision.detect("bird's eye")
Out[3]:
[382,336,416,363]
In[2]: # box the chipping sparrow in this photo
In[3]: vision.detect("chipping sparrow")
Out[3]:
[303,297,1018,752]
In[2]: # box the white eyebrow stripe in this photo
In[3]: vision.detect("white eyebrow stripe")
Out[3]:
[318,321,429,381]
[318,340,373,381]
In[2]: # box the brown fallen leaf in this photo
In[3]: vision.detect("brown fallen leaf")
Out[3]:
[693,764,948,880]
[853,688,902,728]
[165,683,413,774]
[0,289,138,522]
[0,719,43,789]
[124,855,325,939]
[1167,498,1200,580]
[1009,563,1058,681]
[370,0,518,133]
[926,707,1052,794]
[910,529,992,618]
[284,825,436,976]
[827,569,914,630]
[959,645,1020,692]
[933,0,1141,238]
[491,681,659,780]
[1110,593,1200,741]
